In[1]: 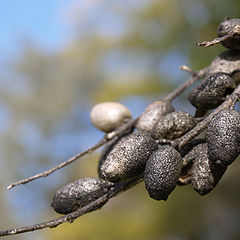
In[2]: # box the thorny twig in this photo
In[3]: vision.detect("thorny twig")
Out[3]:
[7,67,205,190]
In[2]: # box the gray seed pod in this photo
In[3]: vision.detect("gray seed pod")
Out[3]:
[144,146,182,201]
[90,102,132,133]
[188,72,235,114]
[51,177,114,214]
[136,100,174,133]
[152,111,197,140]
[191,143,227,196]
[206,50,240,84]
[217,18,240,50]
[206,109,240,167]
[99,131,157,182]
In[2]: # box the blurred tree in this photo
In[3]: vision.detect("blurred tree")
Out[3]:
[1,0,240,239]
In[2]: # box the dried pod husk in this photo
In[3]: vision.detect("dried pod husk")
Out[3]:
[136,100,174,133]
[206,109,240,167]
[144,146,182,201]
[217,18,240,50]
[51,177,114,214]
[188,72,235,115]
[99,131,158,182]
[206,50,240,84]
[90,102,132,133]
[191,143,227,196]
[152,111,197,140]
[178,138,206,185]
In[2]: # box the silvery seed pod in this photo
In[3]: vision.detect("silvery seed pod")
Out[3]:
[191,143,227,196]
[152,111,197,140]
[51,177,114,214]
[206,109,240,167]
[144,146,182,201]
[98,131,131,177]
[206,50,240,84]
[90,102,132,133]
[217,18,240,50]
[136,100,174,133]
[188,72,235,115]
[99,131,157,182]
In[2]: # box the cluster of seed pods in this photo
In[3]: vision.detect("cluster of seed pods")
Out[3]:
[51,18,240,214]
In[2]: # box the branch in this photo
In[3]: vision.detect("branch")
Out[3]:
[1,69,240,237]
[0,176,143,237]
[7,66,204,190]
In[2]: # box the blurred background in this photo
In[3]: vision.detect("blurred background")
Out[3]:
[0,0,240,239]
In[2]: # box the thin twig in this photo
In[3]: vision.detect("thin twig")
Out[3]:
[196,34,235,47]
[180,65,198,77]
[7,139,106,190]
[0,177,143,237]
[163,68,206,102]
[197,25,240,48]
[7,118,138,190]
[172,84,240,150]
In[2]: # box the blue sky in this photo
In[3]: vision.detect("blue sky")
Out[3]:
[0,0,73,56]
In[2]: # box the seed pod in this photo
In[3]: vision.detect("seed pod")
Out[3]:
[206,50,240,84]
[190,143,227,196]
[136,100,174,133]
[144,146,182,201]
[99,131,157,182]
[217,18,240,50]
[188,72,235,115]
[152,111,197,140]
[98,131,131,177]
[90,102,132,133]
[206,109,240,167]
[51,178,114,214]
